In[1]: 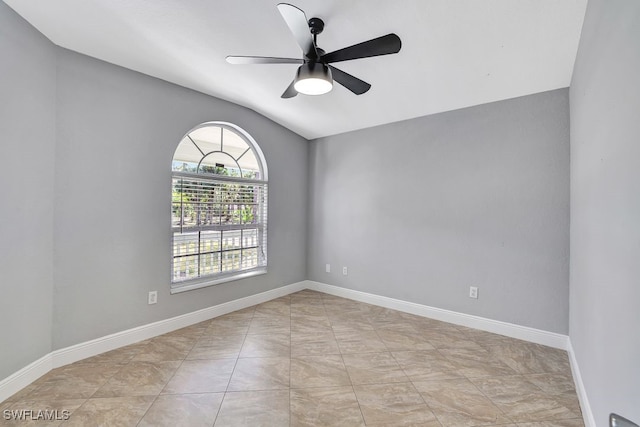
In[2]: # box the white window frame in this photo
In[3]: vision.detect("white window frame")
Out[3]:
[170,122,268,294]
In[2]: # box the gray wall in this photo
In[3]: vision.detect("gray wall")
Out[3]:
[0,3,56,379]
[53,49,308,349]
[569,0,640,424]
[308,89,570,334]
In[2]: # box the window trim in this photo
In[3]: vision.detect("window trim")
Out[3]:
[170,122,268,294]
[170,266,267,294]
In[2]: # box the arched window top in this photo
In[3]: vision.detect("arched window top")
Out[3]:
[172,122,267,181]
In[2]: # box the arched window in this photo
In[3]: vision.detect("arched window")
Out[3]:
[171,122,268,293]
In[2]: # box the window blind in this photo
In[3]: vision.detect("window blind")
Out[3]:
[171,172,267,285]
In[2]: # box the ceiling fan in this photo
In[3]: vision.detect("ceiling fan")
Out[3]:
[226,3,402,98]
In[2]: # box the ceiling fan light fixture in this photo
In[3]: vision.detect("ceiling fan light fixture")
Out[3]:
[294,62,333,95]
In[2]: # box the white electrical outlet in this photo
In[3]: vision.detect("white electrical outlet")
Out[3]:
[343,266,348,276]
[469,286,478,299]
[326,263,331,273]
[148,291,158,305]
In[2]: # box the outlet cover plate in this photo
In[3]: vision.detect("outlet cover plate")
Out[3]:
[148,291,158,305]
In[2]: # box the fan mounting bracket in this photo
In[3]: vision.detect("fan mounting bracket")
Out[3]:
[308,17,324,35]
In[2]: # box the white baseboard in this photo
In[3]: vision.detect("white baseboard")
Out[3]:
[567,341,596,427]
[306,281,569,350]
[0,280,307,402]
[51,281,307,368]
[0,355,52,404]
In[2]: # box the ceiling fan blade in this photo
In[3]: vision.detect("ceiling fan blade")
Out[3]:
[281,80,298,98]
[276,3,318,60]
[329,66,371,95]
[226,56,303,65]
[322,33,401,64]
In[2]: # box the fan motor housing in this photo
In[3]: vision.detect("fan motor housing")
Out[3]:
[308,17,324,35]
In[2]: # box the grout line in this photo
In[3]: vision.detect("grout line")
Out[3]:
[212,303,256,426]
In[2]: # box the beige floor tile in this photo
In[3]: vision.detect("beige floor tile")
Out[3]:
[0,398,15,414]
[367,307,409,324]
[290,289,325,299]
[27,363,123,400]
[247,315,291,335]
[212,311,254,322]
[290,300,325,310]
[227,357,290,391]
[290,303,327,316]
[93,361,180,397]
[291,324,334,338]
[327,302,372,315]
[458,327,523,348]
[371,319,421,333]
[290,355,351,388]
[162,358,236,394]
[253,299,290,317]
[407,314,461,332]
[290,335,341,356]
[420,328,487,350]
[366,422,442,427]
[342,352,409,385]
[391,350,464,382]
[2,381,41,403]
[290,329,335,343]
[555,391,583,417]
[330,316,375,331]
[471,375,580,422]
[205,314,252,336]
[524,372,577,395]
[2,398,85,427]
[138,393,223,427]
[239,333,290,357]
[353,382,437,426]
[203,313,253,336]
[75,341,148,365]
[205,323,250,336]
[351,301,379,314]
[163,323,208,340]
[488,342,571,374]
[375,328,436,351]
[189,334,245,359]
[290,314,333,333]
[439,347,518,378]
[414,378,512,427]
[290,386,365,427]
[334,330,388,354]
[61,396,154,427]
[291,328,339,348]
[132,336,196,362]
[517,420,584,427]
[228,306,257,316]
[215,390,289,426]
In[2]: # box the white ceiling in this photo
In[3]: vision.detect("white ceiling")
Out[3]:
[4,0,587,140]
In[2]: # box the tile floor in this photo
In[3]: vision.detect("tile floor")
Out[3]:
[1,290,584,426]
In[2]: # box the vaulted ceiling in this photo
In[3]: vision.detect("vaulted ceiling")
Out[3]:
[4,0,587,139]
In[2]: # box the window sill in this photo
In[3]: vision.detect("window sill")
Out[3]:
[170,267,267,294]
